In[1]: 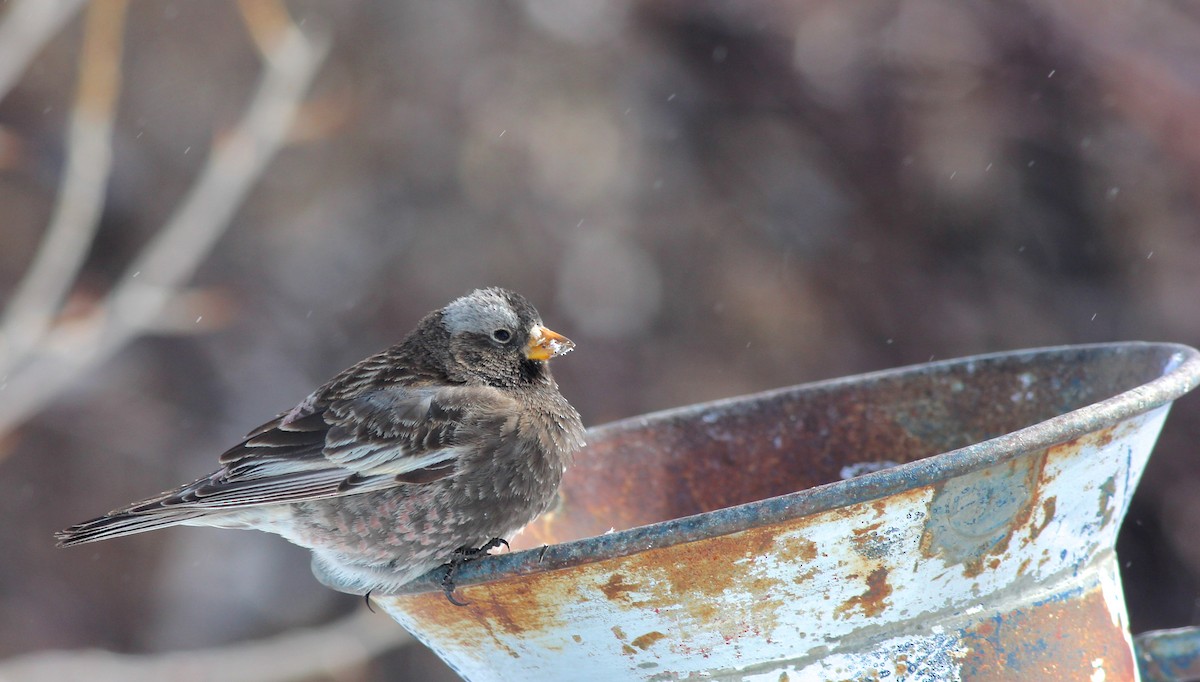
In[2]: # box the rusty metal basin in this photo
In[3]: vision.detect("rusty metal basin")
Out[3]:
[315,342,1200,681]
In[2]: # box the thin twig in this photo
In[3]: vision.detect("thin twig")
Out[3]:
[0,20,331,435]
[0,0,87,100]
[237,0,294,57]
[107,22,329,328]
[0,610,412,682]
[0,0,128,367]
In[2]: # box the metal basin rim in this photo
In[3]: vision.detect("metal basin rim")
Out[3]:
[347,341,1200,597]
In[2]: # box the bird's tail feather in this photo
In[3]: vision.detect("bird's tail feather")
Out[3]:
[55,509,208,547]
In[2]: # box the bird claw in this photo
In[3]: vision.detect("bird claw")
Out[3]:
[474,537,510,555]
[439,537,509,606]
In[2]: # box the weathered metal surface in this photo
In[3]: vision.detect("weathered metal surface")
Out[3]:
[314,342,1200,681]
[1136,627,1200,682]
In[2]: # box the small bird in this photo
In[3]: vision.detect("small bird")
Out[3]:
[57,287,585,598]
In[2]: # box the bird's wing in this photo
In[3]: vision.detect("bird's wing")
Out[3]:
[127,385,520,511]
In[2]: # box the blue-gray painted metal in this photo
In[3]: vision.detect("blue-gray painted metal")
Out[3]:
[313,342,1200,681]
[1137,627,1200,682]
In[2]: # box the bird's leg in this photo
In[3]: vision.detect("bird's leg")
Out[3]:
[440,537,510,606]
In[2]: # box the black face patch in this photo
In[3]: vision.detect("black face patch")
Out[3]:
[519,357,548,383]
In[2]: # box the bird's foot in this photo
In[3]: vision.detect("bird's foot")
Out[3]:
[440,537,509,606]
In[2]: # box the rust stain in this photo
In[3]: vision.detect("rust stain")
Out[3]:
[600,572,639,601]
[631,630,667,650]
[851,521,883,545]
[572,634,582,643]
[960,586,1136,681]
[834,566,892,619]
[610,521,787,635]
[794,536,818,562]
[1030,496,1057,540]
[794,567,818,584]
[871,499,888,517]
[380,513,811,661]
[850,519,904,561]
[1047,424,1116,460]
[376,555,586,656]
[916,481,947,555]
[850,522,880,560]
[384,589,523,659]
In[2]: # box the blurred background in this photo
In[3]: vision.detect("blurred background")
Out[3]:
[1,0,1199,679]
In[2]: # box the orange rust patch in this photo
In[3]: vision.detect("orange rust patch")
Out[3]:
[834,566,892,619]
[382,590,522,659]
[833,504,860,520]
[376,559,585,656]
[622,526,777,597]
[381,513,816,660]
[603,521,794,640]
[850,522,881,559]
[1031,496,1056,540]
[794,567,818,584]
[631,630,667,650]
[794,536,818,562]
[600,572,639,601]
[959,585,1135,681]
[1047,424,1116,460]
[851,521,884,544]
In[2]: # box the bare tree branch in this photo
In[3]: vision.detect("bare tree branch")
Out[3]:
[0,9,421,681]
[0,0,128,365]
[106,21,330,332]
[236,0,295,57]
[0,0,86,99]
[0,15,331,436]
[0,610,412,682]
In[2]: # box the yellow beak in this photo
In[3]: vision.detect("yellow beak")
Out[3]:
[525,324,575,361]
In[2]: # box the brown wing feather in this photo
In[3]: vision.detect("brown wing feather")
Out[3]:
[114,385,517,512]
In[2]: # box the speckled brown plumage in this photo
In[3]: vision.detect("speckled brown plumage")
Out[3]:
[56,288,585,594]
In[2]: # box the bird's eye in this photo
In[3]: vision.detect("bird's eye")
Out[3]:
[492,328,512,343]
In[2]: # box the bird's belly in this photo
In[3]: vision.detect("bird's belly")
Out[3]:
[281,475,559,569]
